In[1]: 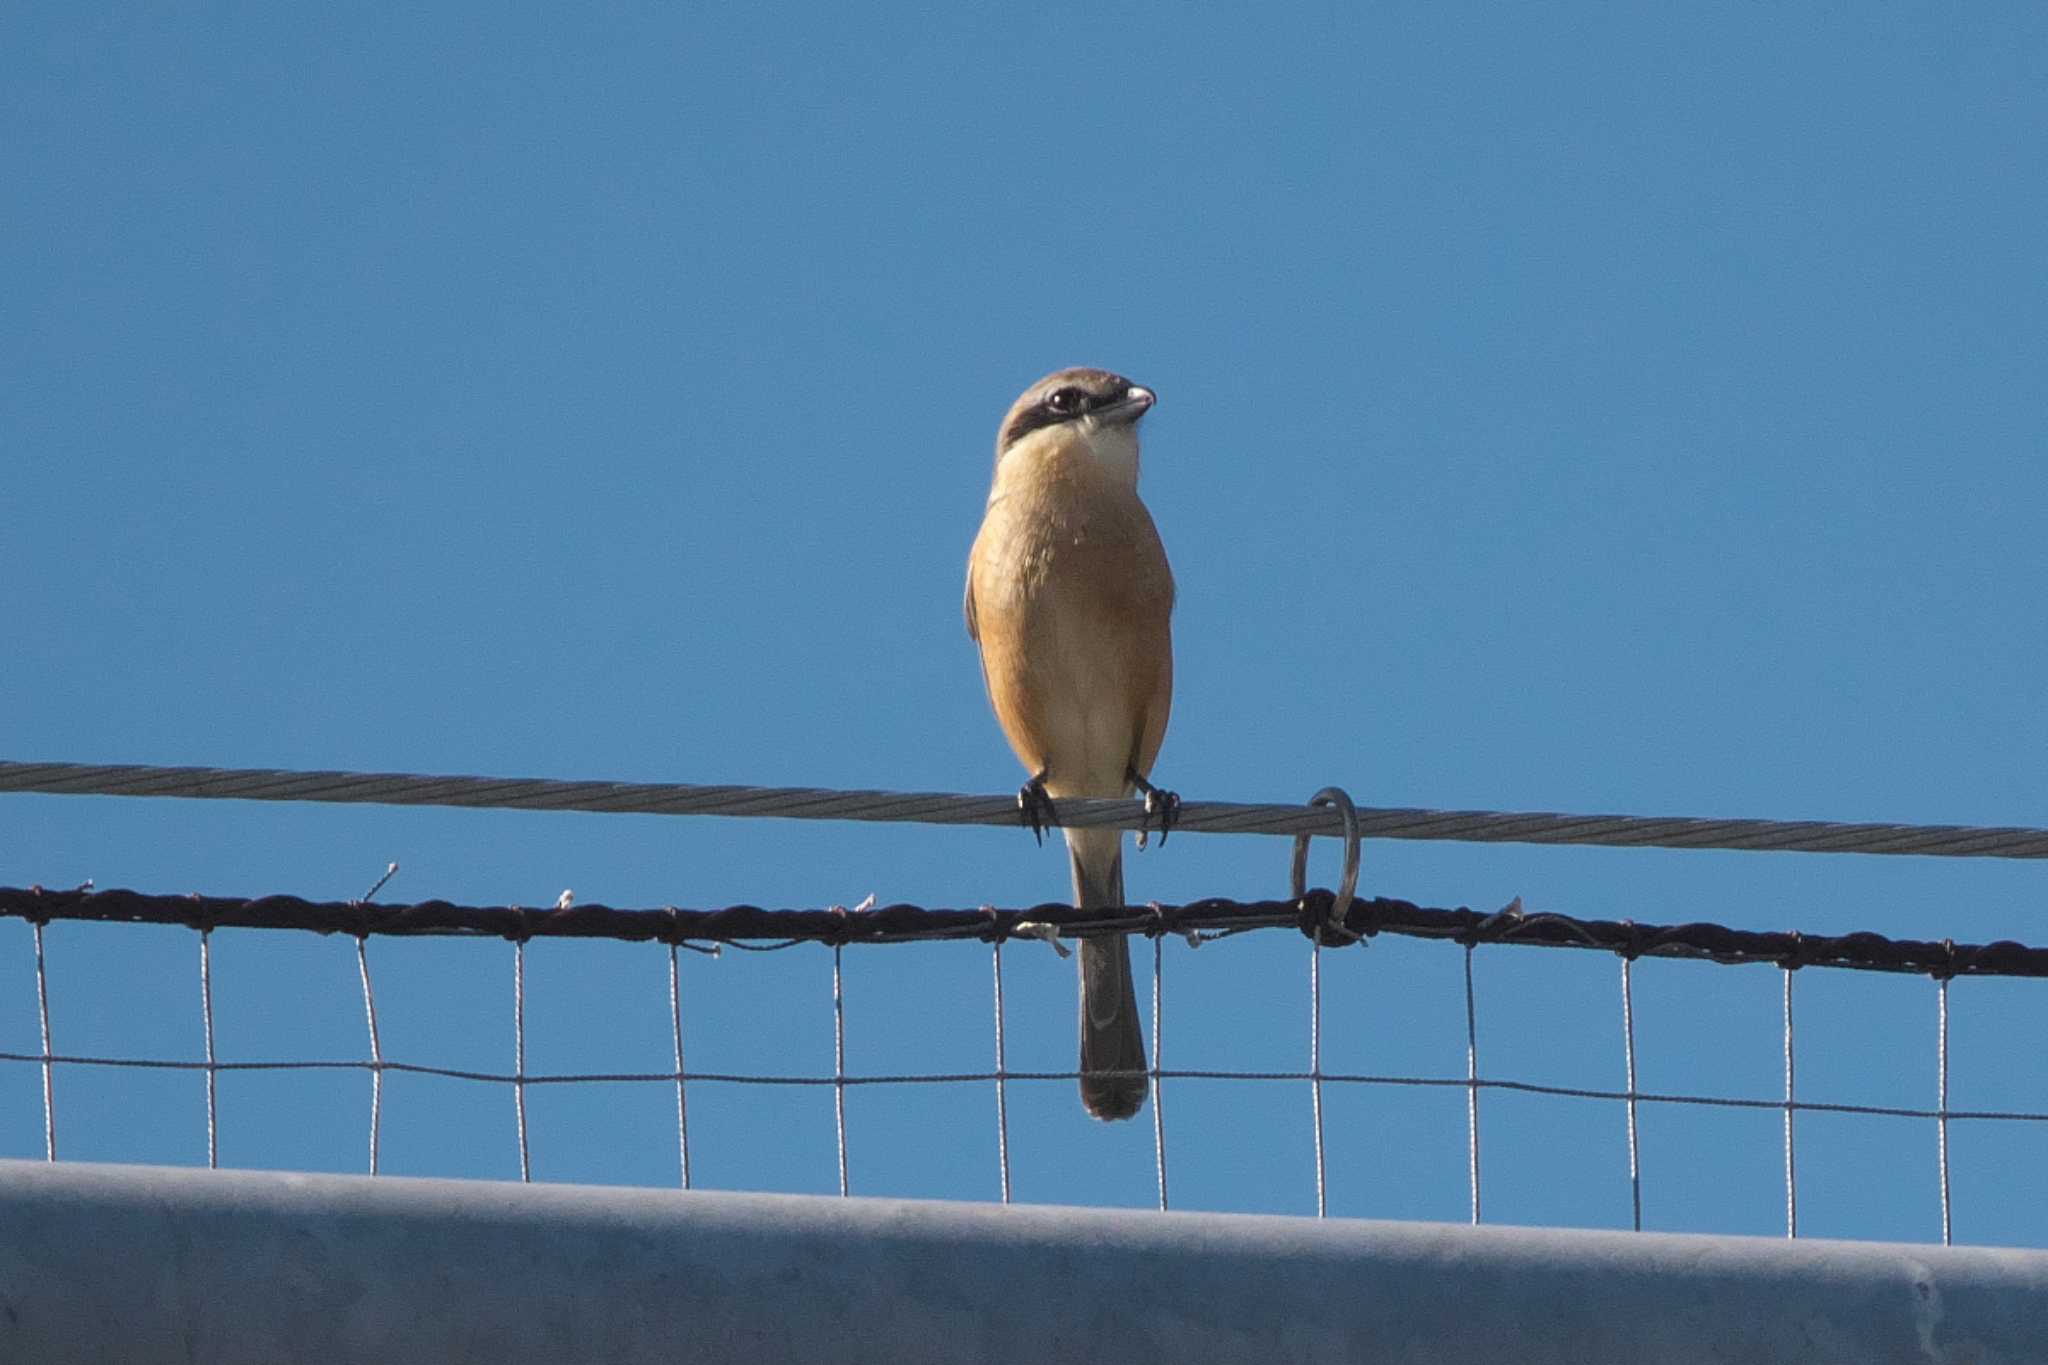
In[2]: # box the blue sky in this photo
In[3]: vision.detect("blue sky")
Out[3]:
[4,5,2045,1246]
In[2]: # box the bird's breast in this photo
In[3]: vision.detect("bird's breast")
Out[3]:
[971,468,1175,626]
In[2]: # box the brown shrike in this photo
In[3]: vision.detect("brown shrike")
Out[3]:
[965,367,1177,1121]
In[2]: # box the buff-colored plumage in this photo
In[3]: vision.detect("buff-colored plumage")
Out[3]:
[966,368,1175,1120]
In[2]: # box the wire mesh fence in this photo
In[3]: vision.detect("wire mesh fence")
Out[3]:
[3,875,2043,1245]
[6,759,2047,1244]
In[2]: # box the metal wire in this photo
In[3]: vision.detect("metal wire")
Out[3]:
[832,943,848,1198]
[669,944,691,1190]
[5,856,2040,1248]
[355,936,385,1176]
[4,1046,2042,1121]
[1620,955,1641,1232]
[1311,935,1328,1219]
[1783,969,1798,1239]
[1463,944,1481,1225]
[1151,933,1168,1213]
[10,757,2048,860]
[1293,783,1359,1223]
[513,941,531,1183]
[33,921,54,1162]
[15,884,2043,979]
[1938,977,1953,1246]
[355,863,396,1178]
[991,940,1011,1205]
[199,930,218,1170]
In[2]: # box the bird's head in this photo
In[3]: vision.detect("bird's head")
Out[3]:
[994,368,1156,486]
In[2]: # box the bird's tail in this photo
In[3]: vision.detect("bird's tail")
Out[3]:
[1067,825,1147,1121]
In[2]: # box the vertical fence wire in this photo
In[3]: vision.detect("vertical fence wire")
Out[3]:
[198,929,218,1170]
[1463,943,1481,1225]
[1937,976,1953,1247]
[354,935,385,1176]
[669,943,692,1190]
[13,886,2039,1253]
[354,863,395,1178]
[991,940,1012,1205]
[32,920,54,1161]
[1619,955,1641,1231]
[1151,933,1169,1213]
[1782,967,1798,1239]
[513,940,531,1183]
[832,943,849,1197]
[1310,935,1328,1219]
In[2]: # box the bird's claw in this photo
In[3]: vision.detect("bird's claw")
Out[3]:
[1131,774,1180,851]
[1018,777,1056,847]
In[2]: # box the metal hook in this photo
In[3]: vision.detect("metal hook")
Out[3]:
[1290,786,1362,944]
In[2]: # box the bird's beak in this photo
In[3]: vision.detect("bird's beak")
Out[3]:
[1097,384,1156,426]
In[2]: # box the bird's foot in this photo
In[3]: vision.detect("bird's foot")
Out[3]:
[1017,773,1056,847]
[1129,770,1180,850]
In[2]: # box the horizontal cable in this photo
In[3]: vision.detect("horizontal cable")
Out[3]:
[1,1051,2041,1124]
[6,758,2048,859]
[4,885,2043,978]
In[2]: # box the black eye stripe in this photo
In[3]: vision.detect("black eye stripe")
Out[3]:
[999,404,1063,451]
[995,371,1136,454]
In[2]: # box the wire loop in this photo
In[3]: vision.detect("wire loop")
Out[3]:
[1290,786,1362,946]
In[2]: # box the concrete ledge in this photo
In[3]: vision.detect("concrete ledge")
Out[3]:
[0,1160,2042,1363]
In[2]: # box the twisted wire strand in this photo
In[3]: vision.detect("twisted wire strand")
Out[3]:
[8,759,2048,859]
[8,885,2042,979]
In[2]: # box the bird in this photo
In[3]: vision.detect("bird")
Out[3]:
[964,367,1177,1121]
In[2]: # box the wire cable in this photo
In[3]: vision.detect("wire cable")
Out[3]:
[8,758,2048,859]
[10,885,2041,978]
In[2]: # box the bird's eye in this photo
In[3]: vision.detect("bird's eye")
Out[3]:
[1045,387,1086,415]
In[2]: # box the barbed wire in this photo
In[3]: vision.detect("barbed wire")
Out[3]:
[4,884,2043,978]
[7,758,2048,859]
